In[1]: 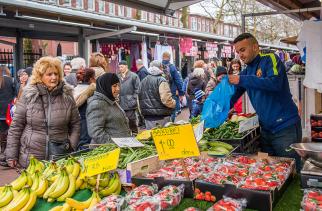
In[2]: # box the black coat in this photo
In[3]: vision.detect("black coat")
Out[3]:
[0,76,15,119]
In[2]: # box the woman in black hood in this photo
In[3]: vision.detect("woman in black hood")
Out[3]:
[86,73,132,146]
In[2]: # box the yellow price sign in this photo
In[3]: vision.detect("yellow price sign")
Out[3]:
[152,124,200,160]
[80,148,120,178]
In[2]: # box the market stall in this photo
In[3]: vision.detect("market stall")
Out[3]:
[0,112,309,211]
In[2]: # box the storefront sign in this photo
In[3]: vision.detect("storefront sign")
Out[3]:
[80,148,120,177]
[112,137,144,148]
[221,45,232,58]
[193,121,205,142]
[238,115,259,133]
[152,124,200,160]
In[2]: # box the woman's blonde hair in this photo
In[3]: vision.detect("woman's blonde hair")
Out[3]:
[193,60,205,68]
[90,52,108,72]
[30,56,63,85]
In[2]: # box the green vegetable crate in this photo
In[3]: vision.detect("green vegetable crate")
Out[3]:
[208,127,261,154]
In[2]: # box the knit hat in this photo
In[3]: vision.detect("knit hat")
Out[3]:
[119,60,127,66]
[216,66,227,77]
[194,89,205,102]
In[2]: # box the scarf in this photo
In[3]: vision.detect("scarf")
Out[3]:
[96,73,119,101]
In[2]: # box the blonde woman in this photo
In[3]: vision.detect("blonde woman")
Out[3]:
[5,56,80,168]
[90,52,108,75]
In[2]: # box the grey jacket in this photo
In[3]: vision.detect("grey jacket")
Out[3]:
[86,92,131,145]
[5,82,80,168]
[118,71,140,111]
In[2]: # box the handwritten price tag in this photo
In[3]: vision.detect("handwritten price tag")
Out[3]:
[80,148,120,178]
[112,137,144,148]
[238,115,259,133]
[152,124,200,160]
[193,121,204,143]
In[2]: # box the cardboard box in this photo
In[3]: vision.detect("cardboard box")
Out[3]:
[195,153,295,211]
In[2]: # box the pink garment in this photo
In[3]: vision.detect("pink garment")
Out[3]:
[234,97,242,114]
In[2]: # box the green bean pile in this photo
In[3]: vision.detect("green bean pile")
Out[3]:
[203,121,247,140]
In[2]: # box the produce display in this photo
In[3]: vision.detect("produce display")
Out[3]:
[90,195,125,211]
[301,189,322,211]
[311,119,322,127]
[125,185,158,205]
[203,121,246,140]
[194,189,216,202]
[198,140,234,156]
[125,196,160,211]
[146,157,217,180]
[155,185,185,210]
[207,197,247,211]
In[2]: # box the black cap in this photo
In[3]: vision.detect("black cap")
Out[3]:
[119,60,127,66]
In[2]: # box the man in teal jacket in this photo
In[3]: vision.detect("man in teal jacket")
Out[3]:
[229,33,301,171]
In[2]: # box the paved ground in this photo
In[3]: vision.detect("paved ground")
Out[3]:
[0,108,191,186]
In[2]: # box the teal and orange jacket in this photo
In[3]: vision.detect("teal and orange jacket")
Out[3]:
[230,53,300,133]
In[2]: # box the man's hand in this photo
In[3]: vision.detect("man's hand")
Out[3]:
[228,75,240,84]
[179,95,184,103]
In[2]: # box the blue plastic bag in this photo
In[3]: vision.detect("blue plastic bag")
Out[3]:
[201,76,235,128]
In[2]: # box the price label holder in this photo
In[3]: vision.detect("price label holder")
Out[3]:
[238,115,259,133]
[112,137,144,148]
[152,124,200,160]
[80,148,120,178]
[193,121,204,142]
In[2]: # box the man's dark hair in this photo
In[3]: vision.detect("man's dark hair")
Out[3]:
[233,33,258,45]
[83,68,95,83]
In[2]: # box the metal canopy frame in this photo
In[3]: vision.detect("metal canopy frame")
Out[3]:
[241,6,322,33]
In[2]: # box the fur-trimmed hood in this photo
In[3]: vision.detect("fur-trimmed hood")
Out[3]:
[23,81,74,104]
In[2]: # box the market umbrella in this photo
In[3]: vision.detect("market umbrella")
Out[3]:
[280,36,298,46]
[56,43,62,57]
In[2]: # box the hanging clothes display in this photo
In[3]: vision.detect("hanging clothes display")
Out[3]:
[297,20,322,93]
[154,44,174,64]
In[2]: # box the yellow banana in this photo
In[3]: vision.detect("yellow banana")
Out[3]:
[114,178,122,195]
[43,174,60,199]
[71,162,80,178]
[87,176,97,187]
[35,161,44,173]
[26,172,33,187]
[31,172,40,191]
[26,157,36,175]
[61,203,71,211]
[49,170,69,199]
[49,206,63,211]
[57,174,76,202]
[75,177,83,191]
[5,187,30,211]
[66,191,95,210]
[47,198,54,203]
[35,177,48,197]
[43,162,57,178]
[20,191,37,211]
[88,195,99,210]
[99,173,110,187]
[13,190,19,197]
[0,186,13,208]
[49,174,59,185]
[11,170,28,190]
[99,174,119,197]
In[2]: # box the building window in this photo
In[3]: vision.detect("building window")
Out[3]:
[141,11,147,21]
[46,0,57,4]
[206,21,210,32]
[202,19,205,31]
[87,0,94,11]
[162,16,167,24]
[179,14,183,28]
[76,0,83,8]
[197,18,202,30]
[224,25,229,36]
[148,12,154,22]
[62,0,71,6]
[191,17,197,30]
[118,5,124,16]
[99,0,105,13]
[126,7,132,18]
[173,13,178,27]
[109,3,115,15]
[155,14,161,24]
[168,17,173,26]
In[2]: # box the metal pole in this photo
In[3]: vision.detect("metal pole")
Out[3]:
[241,14,246,33]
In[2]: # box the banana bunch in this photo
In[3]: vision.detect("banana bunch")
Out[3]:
[65,191,101,210]
[43,161,58,179]
[26,155,44,175]
[43,168,71,202]
[0,185,14,208]
[10,170,33,191]
[1,186,37,211]
[98,172,121,197]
